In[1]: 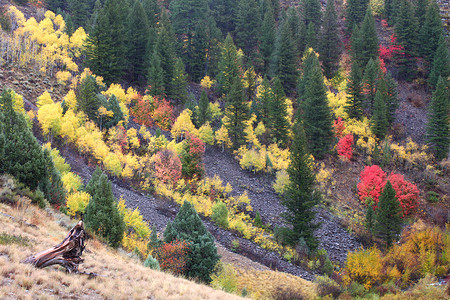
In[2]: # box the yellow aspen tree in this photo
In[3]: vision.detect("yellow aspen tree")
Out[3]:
[215,125,232,152]
[199,122,215,145]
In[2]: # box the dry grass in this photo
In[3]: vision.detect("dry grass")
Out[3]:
[235,268,317,299]
[0,203,243,300]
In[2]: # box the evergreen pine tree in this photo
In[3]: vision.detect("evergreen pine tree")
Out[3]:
[345,0,369,34]
[354,7,379,69]
[345,61,364,120]
[377,73,399,125]
[305,22,318,50]
[319,0,341,78]
[270,19,299,94]
[85,168,125,248]
[259,5,276,73]
[300,0,322,32]
[256,76,274,122]
[225,76,250,147]
[103,95,124,130]
[218,34,242,96]
[210,0,238,34]
[268,77,290,147]
[384,0,396,24]
[281,120,320,250]
[371,89,388,139]
[76,75,101,123]
[126,0,149,84]
[244,66,257,103]
[365,205,375,235]
[164,200,220,283]
[374,180,402,247]
[0,89,46,190]
[426,76,449,160]
[67,0,90,29]
[362,58,382,114]
[414,0,428,29]
[86,0,102,34]
[198,90,210,127]
[189,22,209,82]
[235,0,260,54]
[171,57,188,104]
[147,49,165,97]
[40,149,66,206]
[286,6,301,53]
[419,0,444,62]
[429,35,450,88]
[301,51,334,159]
[45,0,66,12]
[395,0,418,80]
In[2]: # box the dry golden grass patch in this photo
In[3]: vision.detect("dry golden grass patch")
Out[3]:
[236,269,317,299]
[0,203,242,300]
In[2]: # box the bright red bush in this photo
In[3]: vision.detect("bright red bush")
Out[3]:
[333,117,346,138]
[381,19,388,28]
[337,134,354,160]
[152,97,174,131]
[131,94,154,127]
[358,165,387,206]
[387,173,419,217]
[358,166,419,216]
[131,94,174,130]
[153,149,182,186]
[155,239,190,276]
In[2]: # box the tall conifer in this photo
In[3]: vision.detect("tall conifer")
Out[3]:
[429,35,450,88]
[225,77,250,147]
[319,0,341,78]
[345,61,364,120]
[374,181,402,247]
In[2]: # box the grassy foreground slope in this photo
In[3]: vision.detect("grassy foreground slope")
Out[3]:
[0,201,243,300]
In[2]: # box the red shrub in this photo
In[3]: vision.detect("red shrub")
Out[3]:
[381,19,388,28]
[334,117,346,138]
[181,133,205,179]
[131,94,154,127]
[358,165,387,206]
[357,166,419,216]
[337,134,354,160]
[153,149,182,186]
[155,239,190,276]
[152,97,174,131]
[387,173,419,217]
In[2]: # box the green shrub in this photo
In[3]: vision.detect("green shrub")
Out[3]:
[31,189,46,209]
[144,254,160,271]
[426,191,440,203]
[348,281,366,298]
[85,167,125,248]
[211,201,229,228]
[211,262,238,293]
[231,239,240,252]
[0,233,30,246]
[254,211,263,228]
[315,275,341,298]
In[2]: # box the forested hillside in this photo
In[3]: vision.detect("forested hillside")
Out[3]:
[0,0,449,299]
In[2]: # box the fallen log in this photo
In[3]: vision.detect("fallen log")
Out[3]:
[23,221,86,273]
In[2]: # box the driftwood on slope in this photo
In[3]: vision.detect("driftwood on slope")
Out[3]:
[23,220,86,273]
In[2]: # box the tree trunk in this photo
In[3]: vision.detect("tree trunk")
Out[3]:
[23,221,86,273]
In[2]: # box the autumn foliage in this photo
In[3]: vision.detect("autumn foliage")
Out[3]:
[153,149,182,186]
[333,117,346,138]
[358,165,419,216]
[155,239,190,276]
[337,134,354,160]
[131,93,174,130]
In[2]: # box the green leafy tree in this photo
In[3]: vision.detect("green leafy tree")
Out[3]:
[281,120,320,250]
[0,89,46,190]
[371,90,388,139]
[225,77,250,147]
[218,34,242,96]
[270,19,299,94]
[426,76,449,160]
[300,51,334,159]
[345,61,364,120]
[428,35,450,88]
[126,0,149,84]
[374,180,402,247]
[419,0,444,62]
[164,201,220,283]
[319,0,341,78]
[268,77,290,147]
[85,167,125,248]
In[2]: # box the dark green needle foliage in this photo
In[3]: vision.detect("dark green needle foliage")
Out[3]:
[164,200,219,283]
[374,180,402,247]
[428,35,449,89]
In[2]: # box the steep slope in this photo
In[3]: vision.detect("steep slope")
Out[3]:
[0,201,243,300]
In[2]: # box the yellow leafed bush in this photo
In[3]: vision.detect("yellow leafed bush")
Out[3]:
[66,191,91,216]
[344,247,384,289]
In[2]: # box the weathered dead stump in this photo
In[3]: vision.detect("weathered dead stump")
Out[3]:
[23,221,86,273]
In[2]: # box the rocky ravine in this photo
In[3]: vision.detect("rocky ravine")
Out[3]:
[203,146,361,264]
